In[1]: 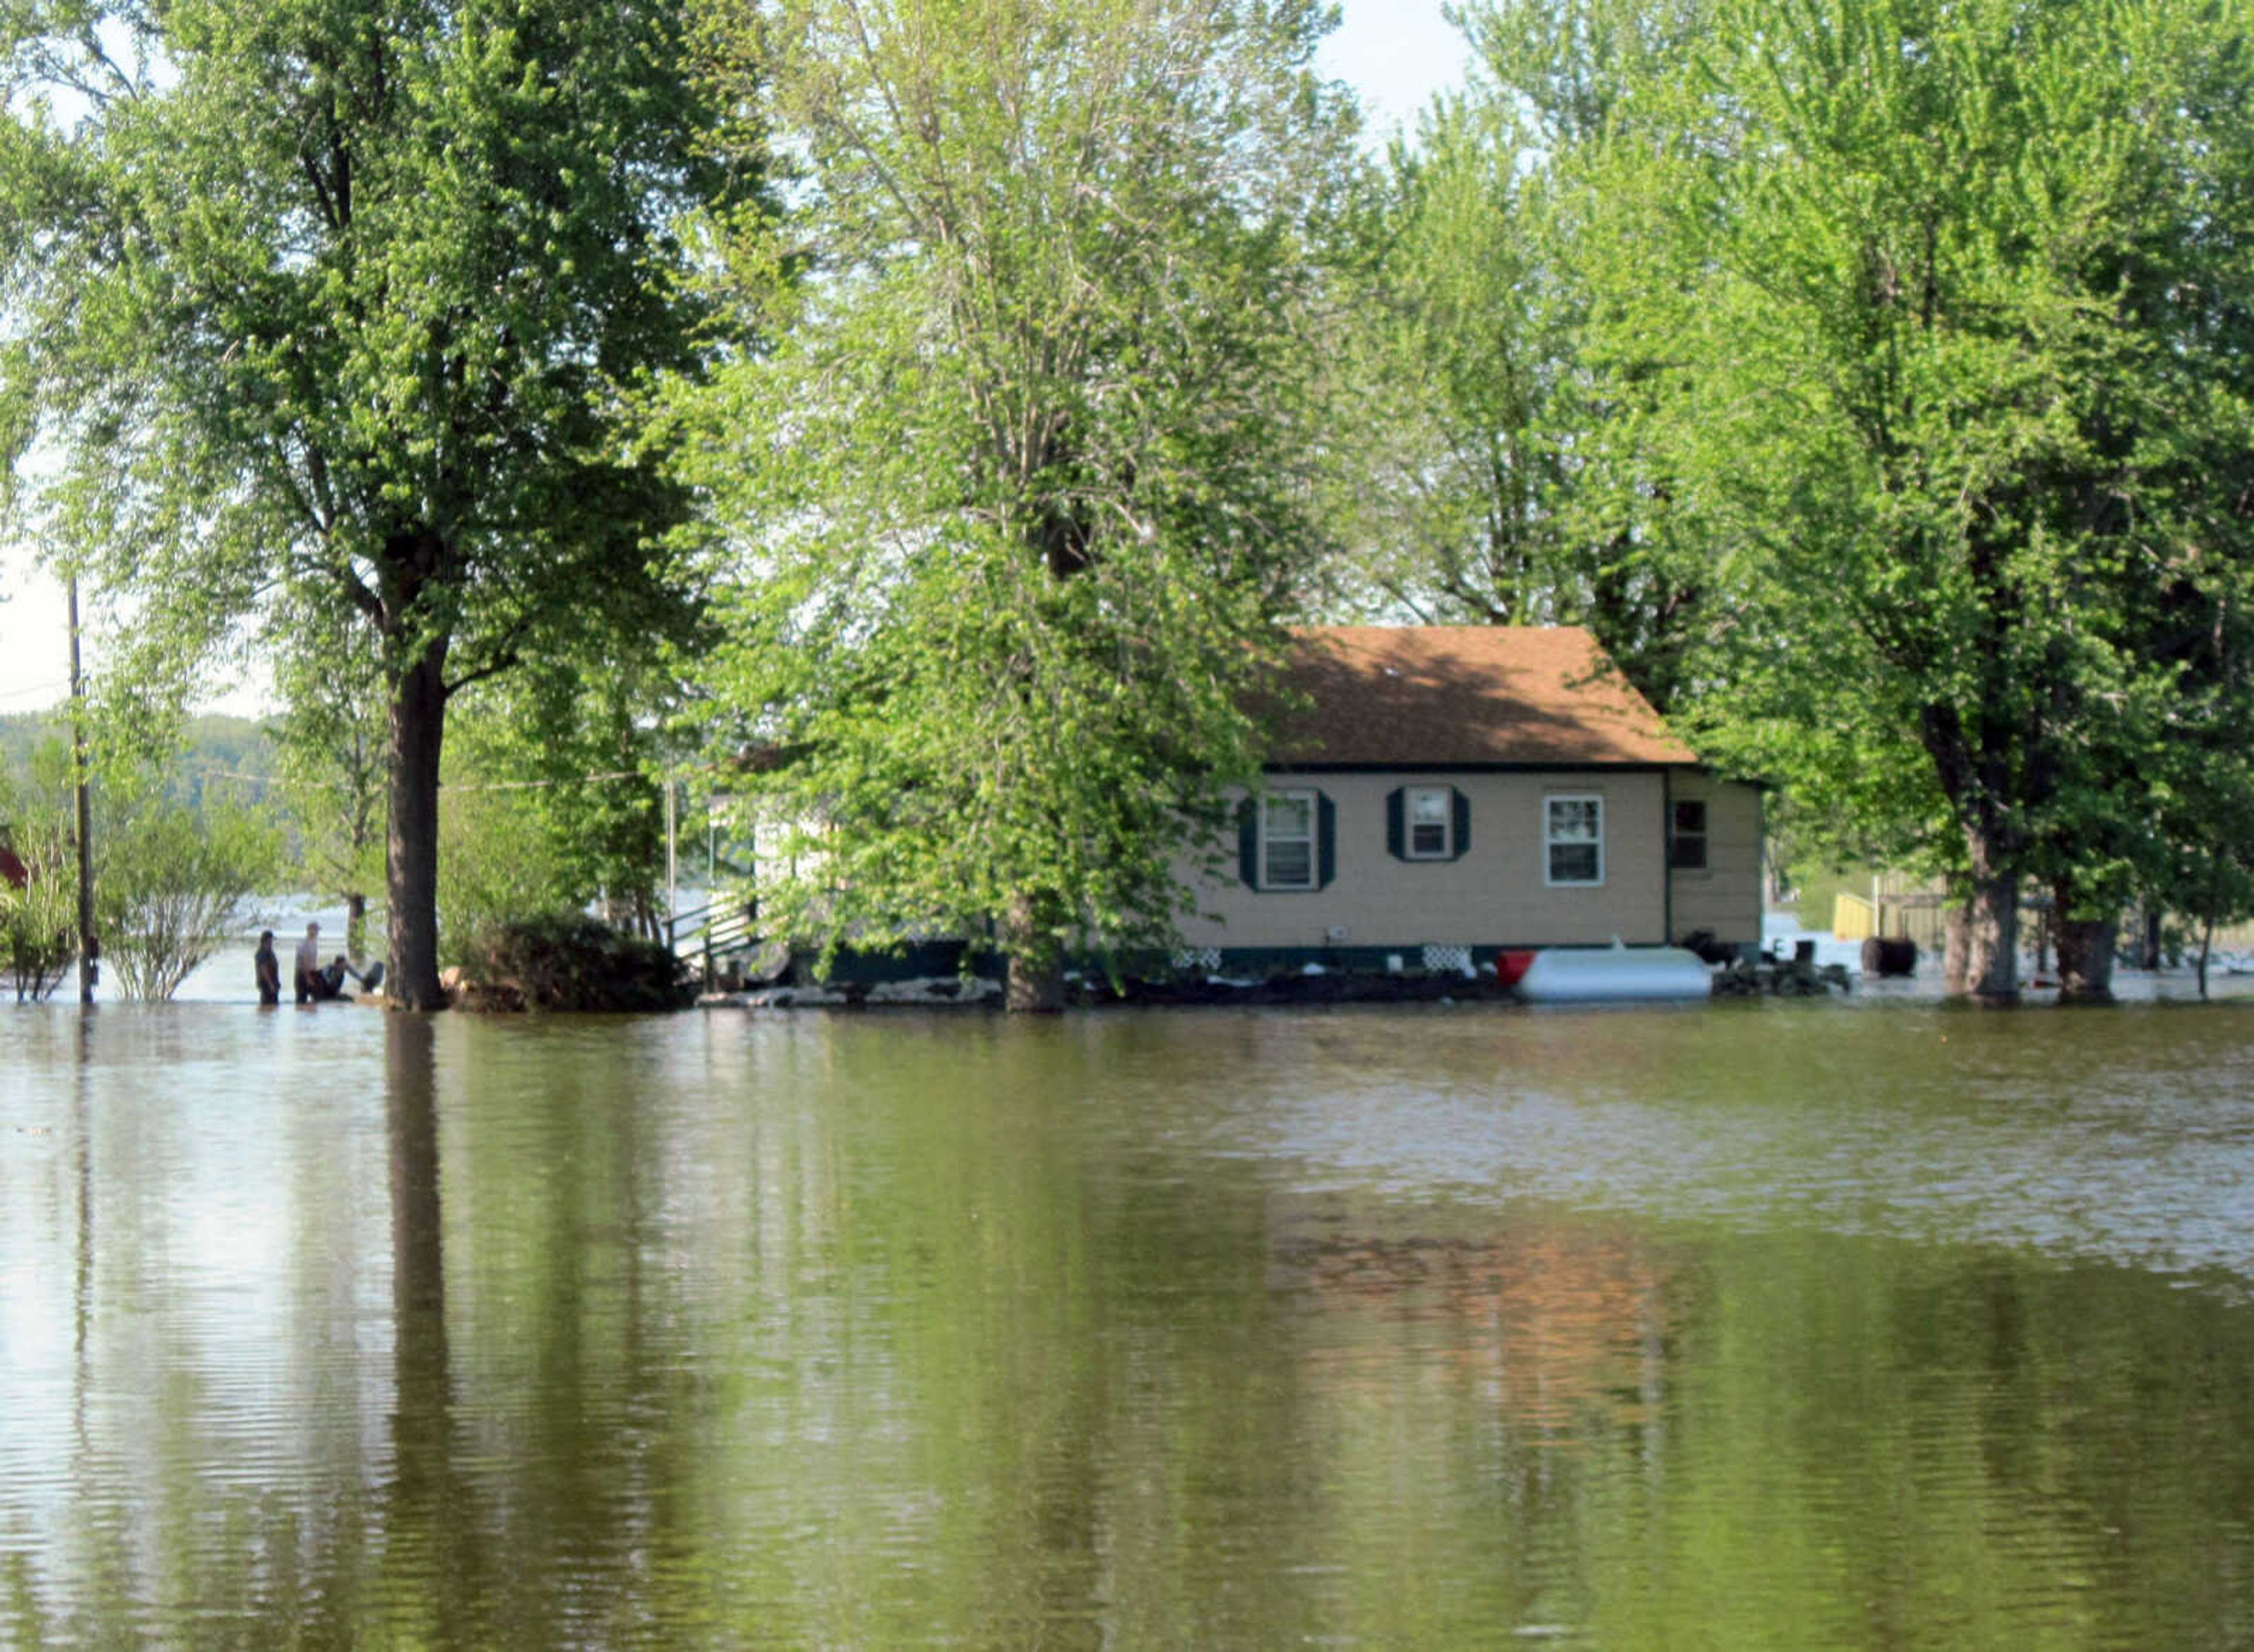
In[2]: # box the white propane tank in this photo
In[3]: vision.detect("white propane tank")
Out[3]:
[1514,942,1713,1004]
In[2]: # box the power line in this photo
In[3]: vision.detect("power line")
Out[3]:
[0,677,73,705]
[191,765,662,793]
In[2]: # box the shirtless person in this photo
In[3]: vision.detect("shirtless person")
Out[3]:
[293,922,322,1004]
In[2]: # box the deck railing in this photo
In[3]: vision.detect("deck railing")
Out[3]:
[665,894,761,986]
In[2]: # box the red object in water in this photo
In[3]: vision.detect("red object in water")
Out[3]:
[0,844,26,891]
[1493,949,1536,988]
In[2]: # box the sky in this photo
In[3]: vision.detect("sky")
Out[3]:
[0,1,1477,722]
[1319,0,1476,141]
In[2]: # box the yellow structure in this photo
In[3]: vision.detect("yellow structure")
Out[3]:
[1833,891,1876,942]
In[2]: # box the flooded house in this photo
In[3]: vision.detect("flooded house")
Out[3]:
[1173,626,1762,974]
[740,624,1762,992]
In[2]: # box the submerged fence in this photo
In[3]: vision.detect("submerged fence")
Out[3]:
[1829,879,2254,967]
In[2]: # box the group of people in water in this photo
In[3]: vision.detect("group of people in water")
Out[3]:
[251,921,383,1005]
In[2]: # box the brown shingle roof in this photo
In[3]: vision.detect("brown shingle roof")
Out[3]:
[1273,626,1695,767]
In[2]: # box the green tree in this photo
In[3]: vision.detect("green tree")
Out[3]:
[1512,0,2254,1001]
[2,727,283,1000]
[434,661,678,958]
[0,740,80,1001]
[0,0,754,1008]
[435,759,572,965]
[2141,583,2254,996]
[1323,1,1710,714]
[102,792,281,1001]
[269,595,387,958]
[676,0,1356,1009]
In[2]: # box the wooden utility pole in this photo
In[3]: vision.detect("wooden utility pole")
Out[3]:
[68,573,94,1006]
[664,772,678,941]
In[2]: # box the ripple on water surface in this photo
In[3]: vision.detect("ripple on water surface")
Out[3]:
[4,1000,2254,1647]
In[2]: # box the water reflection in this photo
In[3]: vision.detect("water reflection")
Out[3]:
[72,1012,91,1451]
[5,1004,2254,1645]
[1277,1217,1675,1437]
[380,1011,473,1633]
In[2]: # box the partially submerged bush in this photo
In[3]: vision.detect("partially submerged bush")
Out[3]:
[2,862,76,1002]
[6,748,282,1002]
[459,911,690,1012]
[2,746,83,1001]
[105,799,281,1001]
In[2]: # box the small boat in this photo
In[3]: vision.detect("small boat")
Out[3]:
[1507,941,1712,1004]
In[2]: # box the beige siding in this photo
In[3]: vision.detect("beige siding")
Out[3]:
[1176,771,1671,951]
[1666,773,1763,947]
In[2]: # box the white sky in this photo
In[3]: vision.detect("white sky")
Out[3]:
[0,1,1475,722]
[1319,0,1474,143]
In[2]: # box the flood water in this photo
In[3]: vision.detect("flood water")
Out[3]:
[6,999,2254,1648]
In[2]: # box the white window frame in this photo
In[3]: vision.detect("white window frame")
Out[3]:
[1260,790,1318,891]
[1544,793,1605,887]
[1405,786,1452,860]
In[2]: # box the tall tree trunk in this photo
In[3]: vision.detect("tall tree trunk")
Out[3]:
[345,891,368,962]
[1955,833,2020,1005]
[2053,884,2117,1005]
[1001,892,1064,1014]
[387,636,450,1011]
[2198,847,2228,1002]
[1921,702,2023,1005]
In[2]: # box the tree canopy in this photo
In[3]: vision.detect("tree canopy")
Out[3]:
[0,0,753,1005]
[673,0,1358,1006]
[1451,0,2254,1000]
[1319,34,1709,715]
[4,0,2251,1009]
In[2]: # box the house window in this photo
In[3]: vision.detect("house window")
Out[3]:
[1386,785,1470,863]
[1261,791,1318,890]
[1546,794,1604,886]
[1671,799,1709,870]
[1406,786,1451,859]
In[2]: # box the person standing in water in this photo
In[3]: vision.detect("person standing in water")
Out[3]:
[253,931,281,1006]
[294,921,322,1004]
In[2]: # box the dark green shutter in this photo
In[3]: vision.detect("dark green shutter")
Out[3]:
[1450,788,1471,861]
[1386,788,1405,860]
[1237,797,1258,888]
[1317,793,1337,889]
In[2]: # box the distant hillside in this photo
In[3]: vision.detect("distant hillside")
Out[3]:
[0,710,69,783]
[0,710,279,809]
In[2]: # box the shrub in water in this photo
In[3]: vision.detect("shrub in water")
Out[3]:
[461,912,690,1012]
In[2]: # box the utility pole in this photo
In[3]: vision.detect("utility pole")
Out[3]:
[664,772,678,939]
[68,573,95,1006]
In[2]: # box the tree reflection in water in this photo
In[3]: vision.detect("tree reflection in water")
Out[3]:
[380,1011,485,1629]
[11,1008,2254,1646]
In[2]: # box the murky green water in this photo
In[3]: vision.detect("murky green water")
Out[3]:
[6,1001,2254,1648]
